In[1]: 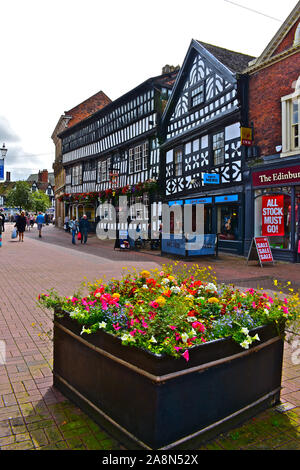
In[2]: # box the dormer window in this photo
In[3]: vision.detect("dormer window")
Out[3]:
[189,82,205,108]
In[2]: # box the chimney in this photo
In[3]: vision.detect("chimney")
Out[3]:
[38,169,48,183]
[162,64,180,74]
[5,171,11,182]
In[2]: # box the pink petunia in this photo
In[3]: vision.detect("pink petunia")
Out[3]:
[149,301,159,309]
[182,350,189,362]
[169,325,177,330]
[113,323,121,331]
[174,346,182,352]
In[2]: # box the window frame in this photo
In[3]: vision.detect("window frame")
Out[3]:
[281,80,300,157]
[174,148,183,176]
[188,81,205,109]
[128,141,148,174]
[212,130,225,166]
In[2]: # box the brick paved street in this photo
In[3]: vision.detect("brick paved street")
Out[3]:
[0,222,299,450]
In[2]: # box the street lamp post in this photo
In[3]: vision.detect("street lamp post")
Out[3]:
[0,143,8,180]
[0,143,8,247]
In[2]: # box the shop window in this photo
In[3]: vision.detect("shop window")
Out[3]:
[218,205,240,240]
[254,190,291,249]
[191,205,212,234]
[213,131,225,166]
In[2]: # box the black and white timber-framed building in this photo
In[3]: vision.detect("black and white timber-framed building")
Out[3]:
[59,68,178,235]
[160,40,254,256]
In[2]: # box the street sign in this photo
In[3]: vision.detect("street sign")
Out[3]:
[247,236,274,267]
[203,173,220,184]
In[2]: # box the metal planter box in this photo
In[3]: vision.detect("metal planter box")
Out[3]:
[53,314,284,450]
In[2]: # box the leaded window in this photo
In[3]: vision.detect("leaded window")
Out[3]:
[174,149,183,176]
[213,131,225,166]
[128,142,148,174]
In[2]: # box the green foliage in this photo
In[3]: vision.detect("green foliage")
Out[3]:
[37,263,300,360]
[5,181,33,211]
[31,190,51,212]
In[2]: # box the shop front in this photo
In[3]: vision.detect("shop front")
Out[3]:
[161,189,244,257]
[251,163,300,263]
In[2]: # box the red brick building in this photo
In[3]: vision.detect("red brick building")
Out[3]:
[244,2,300,262]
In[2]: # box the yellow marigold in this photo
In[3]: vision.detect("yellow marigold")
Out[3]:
[207,297,219,304]
[140,270,151,279]
[168,275,175,282]
[112,293,120,299]
[155,296,166,306]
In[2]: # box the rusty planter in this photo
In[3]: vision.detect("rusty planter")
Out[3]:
[53,314,284,450]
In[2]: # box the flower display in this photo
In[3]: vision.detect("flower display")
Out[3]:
[37,263,300,362]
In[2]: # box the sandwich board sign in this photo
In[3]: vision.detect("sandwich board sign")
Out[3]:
[247,236,274,267]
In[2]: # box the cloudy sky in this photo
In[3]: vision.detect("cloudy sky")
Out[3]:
[0,0,298,181]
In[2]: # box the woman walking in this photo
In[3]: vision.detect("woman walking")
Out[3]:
[15,211,27,242]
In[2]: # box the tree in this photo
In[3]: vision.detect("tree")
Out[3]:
[5,181,33,211]
[31,190,51,213]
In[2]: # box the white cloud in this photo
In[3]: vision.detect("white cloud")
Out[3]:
[0,0,297,178]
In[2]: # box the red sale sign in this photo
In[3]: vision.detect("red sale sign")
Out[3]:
[255,237,273,263]
[261,195,284,236]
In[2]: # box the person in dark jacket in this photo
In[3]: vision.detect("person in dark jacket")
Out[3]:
[0,210,5,232]
[15,211,27,242]
[79,214,90,244]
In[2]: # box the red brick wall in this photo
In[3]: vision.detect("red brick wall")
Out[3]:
[248,51,300,156]
[272,22,299,56]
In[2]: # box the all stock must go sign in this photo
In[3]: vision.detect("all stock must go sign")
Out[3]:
[261,195,284,236]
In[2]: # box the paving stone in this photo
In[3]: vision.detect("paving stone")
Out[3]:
[0,223,299,450]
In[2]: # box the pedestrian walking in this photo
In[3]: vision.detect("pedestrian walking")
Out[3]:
[64,215,70,232]
[69,216,79,244]
[79,214,90,244]
[26,214,30,231]
[35,212,45,238]
[15,211,27,242]
[30,214,35,229]
[0,209,5,232]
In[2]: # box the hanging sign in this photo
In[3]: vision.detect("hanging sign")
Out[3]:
[247,237,274,267]
[241,127,252,146]
[261,195,284,236]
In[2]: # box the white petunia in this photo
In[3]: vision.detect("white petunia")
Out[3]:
[149,336,157,343]
[98,321,107,329]
[187,316,197,323]
[252,334,260,342]
[181,333,189,343]
[241,327,249,335]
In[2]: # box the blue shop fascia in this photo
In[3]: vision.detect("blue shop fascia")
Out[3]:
[158,39,253,257]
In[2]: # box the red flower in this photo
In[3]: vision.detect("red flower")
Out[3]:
[162,289,172,297]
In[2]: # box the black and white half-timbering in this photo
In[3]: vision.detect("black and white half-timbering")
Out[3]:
[59,69,178,234]
[160,40,254,256]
